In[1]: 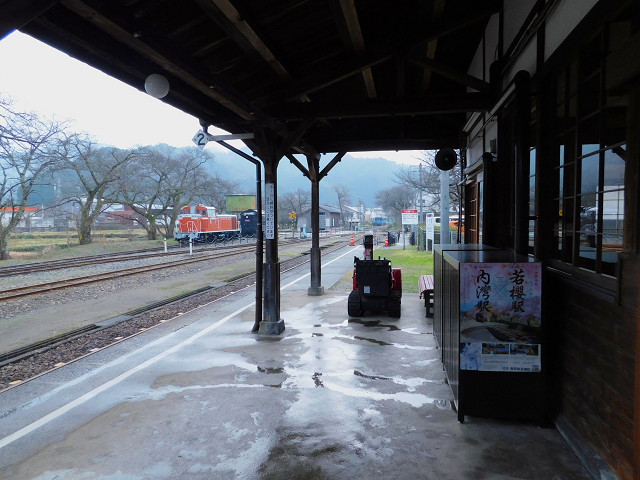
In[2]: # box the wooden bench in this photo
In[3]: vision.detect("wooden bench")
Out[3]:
[418,274,434,318]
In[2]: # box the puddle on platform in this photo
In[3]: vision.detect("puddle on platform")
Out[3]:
[257,366,284,374]
[319,379,443,408]
[354,370,391,381]
[348,318,400,331]
[354,336,392,346]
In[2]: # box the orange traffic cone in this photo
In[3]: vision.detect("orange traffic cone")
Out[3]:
[384,234,389,247]
[350,234,355,246]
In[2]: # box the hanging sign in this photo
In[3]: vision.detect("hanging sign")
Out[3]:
[192,129,209,149]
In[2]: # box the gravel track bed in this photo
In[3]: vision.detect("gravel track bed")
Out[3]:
[0,240,345,390]
[0,241,309,321]
[0,252,241,321]
[0,243,254,289]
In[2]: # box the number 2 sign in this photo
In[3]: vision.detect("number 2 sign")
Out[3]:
[192,129,209,149]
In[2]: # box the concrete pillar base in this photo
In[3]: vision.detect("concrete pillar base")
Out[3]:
[258,319,285,335]
[307,286,325,296]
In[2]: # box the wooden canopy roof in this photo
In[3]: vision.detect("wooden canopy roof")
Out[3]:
[1,0,498,156]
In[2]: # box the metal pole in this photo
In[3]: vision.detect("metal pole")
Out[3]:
[440,170,450,245]
[419,163,423,250]
[217,141,263,332]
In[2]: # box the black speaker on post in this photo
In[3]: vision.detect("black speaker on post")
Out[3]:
[435,148,457,171]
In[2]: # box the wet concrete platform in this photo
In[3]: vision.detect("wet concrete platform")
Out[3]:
[0,244,590,479]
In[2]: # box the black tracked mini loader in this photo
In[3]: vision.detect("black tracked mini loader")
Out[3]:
[348,234,402,318]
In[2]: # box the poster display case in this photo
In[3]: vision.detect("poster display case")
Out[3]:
[433,244,498,358]
[440,249,545,423]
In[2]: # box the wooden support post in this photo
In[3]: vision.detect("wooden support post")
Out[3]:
[628,80,640,480]
[260,158,284,334]
[513,70,531,255]
[251,128,285,335]
[307,153,324,296]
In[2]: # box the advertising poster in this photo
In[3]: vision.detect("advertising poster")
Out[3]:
[459,262,542,372]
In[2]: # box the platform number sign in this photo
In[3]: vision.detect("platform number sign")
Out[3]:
[192,129,209,149]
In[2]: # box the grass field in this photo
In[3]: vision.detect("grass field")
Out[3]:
[373,247,434,293]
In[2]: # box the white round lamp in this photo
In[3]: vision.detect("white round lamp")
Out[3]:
[144,74,170,98]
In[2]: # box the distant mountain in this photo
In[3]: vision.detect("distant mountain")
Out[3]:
[204,149,405,207]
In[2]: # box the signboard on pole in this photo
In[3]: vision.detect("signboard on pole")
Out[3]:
[425,213,435,250]
[402,209,418,225]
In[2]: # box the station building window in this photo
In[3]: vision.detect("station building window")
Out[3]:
[551,17,627,277]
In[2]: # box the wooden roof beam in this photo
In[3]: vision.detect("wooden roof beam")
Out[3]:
[406,56,490,93]
[60,0,257,121]
[267,93,491,120]
[422,0,446,91]
[0,0,59,40]
[256,6,499,107]
[58,0,319,149]
[193,0,291,81]
[330,0,376,99]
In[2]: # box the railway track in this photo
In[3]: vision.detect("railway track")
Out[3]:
[0,239,351,388]
[0,238,260,277]
[0,238,310,301]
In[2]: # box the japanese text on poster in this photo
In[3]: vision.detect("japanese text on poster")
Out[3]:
[459,262,542,372]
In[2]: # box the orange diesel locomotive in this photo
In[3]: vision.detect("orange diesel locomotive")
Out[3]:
[174,204,240,243]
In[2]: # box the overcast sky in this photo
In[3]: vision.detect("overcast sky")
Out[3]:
[0,31,423,165]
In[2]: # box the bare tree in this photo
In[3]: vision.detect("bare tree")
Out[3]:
[279,188,310,229]
[375,185,415,226]
[159,148,222,237]
[333,184,352,228]
[61,135,137,244]
[0,97,68,259]
[196,172,239,214]
[114,146,219,240]
[394,151,461,215]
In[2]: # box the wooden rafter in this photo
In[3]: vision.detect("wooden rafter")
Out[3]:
[0,0,57,40]
[2,0,501,156]
[256,6,499,107]
[423,0,446,90]
[193,0,291,81]
[59,0,257,121]
[407,56,490,92]
[330,0,376,98]
[268,93,491,121]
